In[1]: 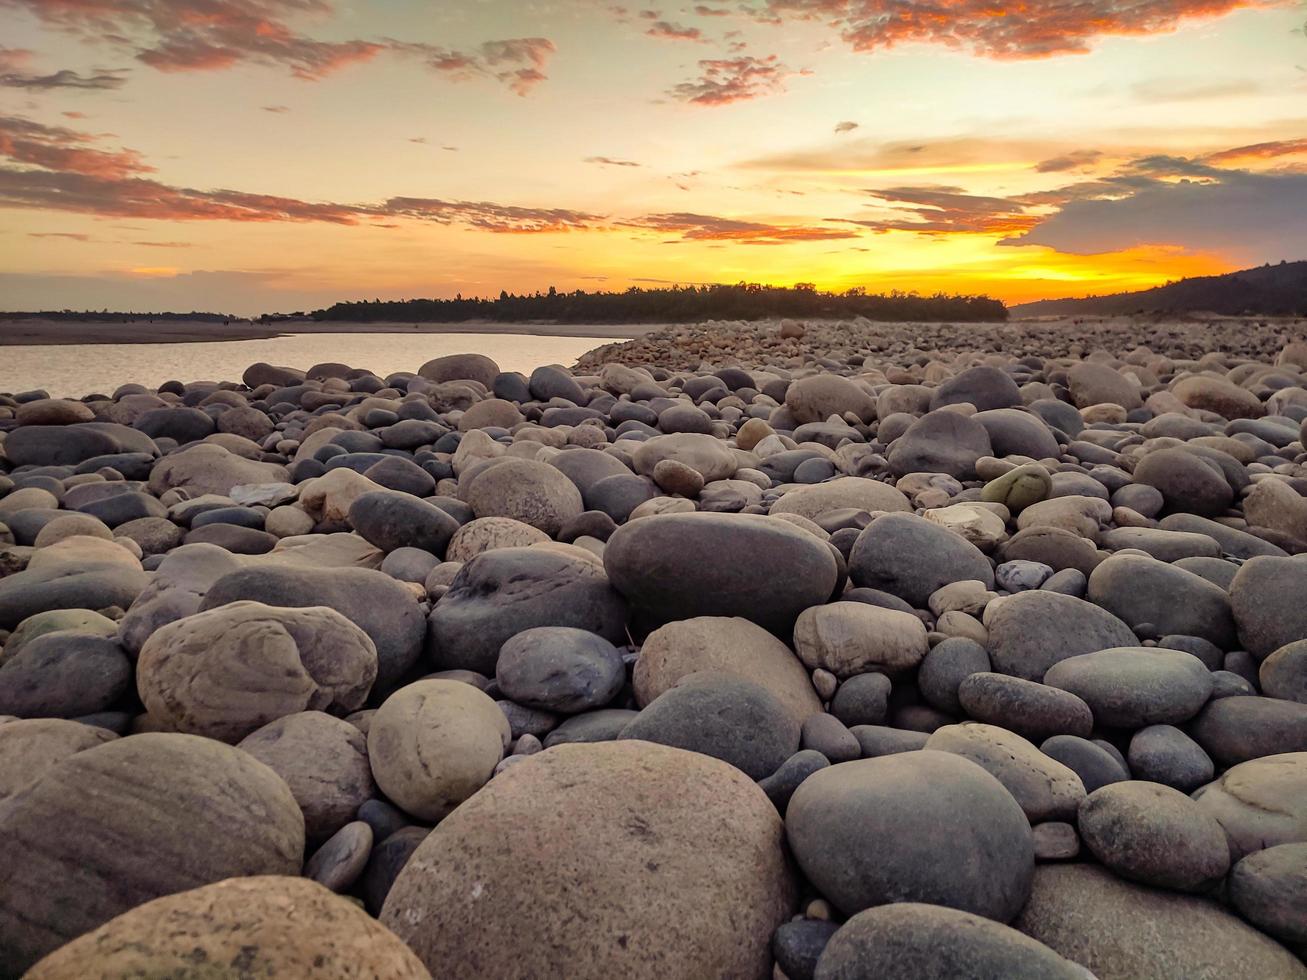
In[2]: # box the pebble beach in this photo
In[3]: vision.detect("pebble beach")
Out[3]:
[1,315,1307,978]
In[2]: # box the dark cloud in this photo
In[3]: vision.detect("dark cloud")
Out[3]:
[669,54,797,105]
[1004,168,1307,262]
[625,211,859,243]
[834,120,859,134]
[0,67,129,90]
[262,105,291,113]
[1036,149,1104,172]
[28,231,91,240]
[585,155,642,167]
[753,0,1283,59]
[694,4,731,14]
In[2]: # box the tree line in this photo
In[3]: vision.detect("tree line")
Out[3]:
[310,283,1008,324]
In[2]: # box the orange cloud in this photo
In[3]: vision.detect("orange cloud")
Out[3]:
[1205,137,1307,166]
[669,54,798,105]
[626,211,859,243]
[759,0,1289,58]
[0,115,152,179]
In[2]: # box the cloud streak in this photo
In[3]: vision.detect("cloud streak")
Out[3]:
[0,115,152,179]
[2,1,557,93]
[755,0,1288,59]
[625,211,859,243]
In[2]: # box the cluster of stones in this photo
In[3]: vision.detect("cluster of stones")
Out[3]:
[0,332,1306,978]
[574,315,1307,374]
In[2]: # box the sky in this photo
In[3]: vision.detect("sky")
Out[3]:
[1,0,1306,316]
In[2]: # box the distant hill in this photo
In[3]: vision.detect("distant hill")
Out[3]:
[1012,261,1307,318]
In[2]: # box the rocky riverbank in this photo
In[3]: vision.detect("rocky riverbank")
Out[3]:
[1,323,1306,978]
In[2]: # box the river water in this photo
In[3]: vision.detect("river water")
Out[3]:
[0,332,622,398]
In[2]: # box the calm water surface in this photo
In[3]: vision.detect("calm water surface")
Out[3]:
[0,332,621,398]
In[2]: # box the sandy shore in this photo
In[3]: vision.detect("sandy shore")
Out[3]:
[0,318,662,346]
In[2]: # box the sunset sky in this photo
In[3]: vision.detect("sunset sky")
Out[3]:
[1,0,1306,315]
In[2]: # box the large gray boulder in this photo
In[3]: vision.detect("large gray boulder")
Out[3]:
[848,513,993,607]
[0,733,304,976]
[786,751,1034,921]
[814,903,1085,980]
[887,411,993,479]
[1088,554,1235,648]
[1192,752,1307,860]
[1014,864,1307,980]
[605,513,837,633]
[1231,557,1307,659]
[428,547,627,675]
[3,422,157,467]
[1043,647,1213,728]
[984,590,1137,681]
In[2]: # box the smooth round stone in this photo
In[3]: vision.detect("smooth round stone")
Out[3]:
[1192,752,1307,860]
[958,673,1093,741]
[918,637,990,714]
[793,601,928,678]
[620,672,799,779]
[995,560,1053,592]
[1261,640,1307,703]
[3,609,118,660]
[1229,843,1307,947]
[0,632,131,719]
[773,919,839,980]
[830,672,891,727]
[801,712,860,762]
[633,616,821,726]
[1129,724,1214,791]
[974,408,1061,460]
[428,547,627,675]
[24,875,429,980]
[237,711,375,842]
[785,374,876,424]
[1015,863,1307,980]
[604,512,837,633]
[1231,557,1307,660]
[349,491,461,556]
[759,749,831,813]
[768,477,912,520]
[445,515,548,560]
[495,626,625,713]
[1189,697,1307,767]
[887,410,993,480]
[0,733,304,975]
[984,591,1137,681]
[202,564,425,693]
[380,741,795,979]
[931,366,1022,412]
[137,601,377,743]
[981,463,1052,512]
[1040,734,1130,793]
[787,751,1034,921]
[631,432,738,482]
[1133,448,1234,517]
[465,458,584,536]
[0,718,117,803]
[1079,781,1230,892]
[368,680,509,821]
[926,723,1086,822]
[1087,554,1235,648]
[304,821,375,893]
[848,513,994,607]
[542,708,640,747]
[813,902,1085,980]
[1043,647,1213,729]
[418,352,500,387]
[0,559,150,632]
[4,422,158,468]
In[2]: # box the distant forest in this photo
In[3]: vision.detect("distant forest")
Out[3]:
[310,283,1009,324]
[1012,261,1307,318]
